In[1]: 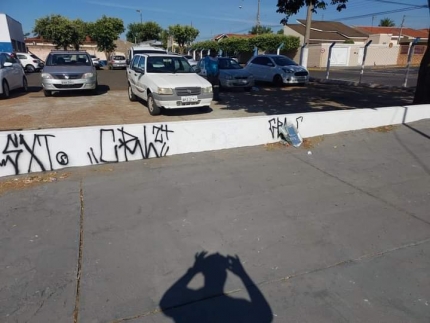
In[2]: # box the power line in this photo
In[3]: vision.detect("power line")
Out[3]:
[365,0,427,7]
[333,5,428,21]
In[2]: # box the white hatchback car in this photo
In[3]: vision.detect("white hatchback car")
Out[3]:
[244,54,309,86]
[0,52,28,99]
[127,54,213,115]
[16,52,44,73]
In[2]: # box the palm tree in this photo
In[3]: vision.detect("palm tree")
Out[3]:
[379,18,395,27]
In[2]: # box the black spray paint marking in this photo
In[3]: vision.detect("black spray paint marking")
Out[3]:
[56,151,69,166]
[87,124,174,165]
[268,117,304,139]
[1,133,61,175]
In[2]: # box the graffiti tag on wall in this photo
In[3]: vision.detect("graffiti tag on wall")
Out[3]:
[0,124,174,176]
[268,116,303,139]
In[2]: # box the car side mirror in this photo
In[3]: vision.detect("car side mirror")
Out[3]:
[126,59,130,65]
[135,67,145,74]
[194,67,201,73]
[3,62,13,68]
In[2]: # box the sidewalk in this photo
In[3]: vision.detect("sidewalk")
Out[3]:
[1,120,429,322]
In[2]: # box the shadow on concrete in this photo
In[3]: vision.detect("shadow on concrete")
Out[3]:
[137,100,214,116]
[216,82,414,115]
[159,252,273,323]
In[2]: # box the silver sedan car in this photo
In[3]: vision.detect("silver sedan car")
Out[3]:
[244,54,309,86]
[41,51,97,96]
[196,57,254,91]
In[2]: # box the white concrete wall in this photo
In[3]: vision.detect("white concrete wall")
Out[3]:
[0,14,10,42]
[1,105,429,178]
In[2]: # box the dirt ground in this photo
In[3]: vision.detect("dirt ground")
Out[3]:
[0,81,415,131]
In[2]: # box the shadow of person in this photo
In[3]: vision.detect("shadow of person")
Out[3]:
[159,252,273,323]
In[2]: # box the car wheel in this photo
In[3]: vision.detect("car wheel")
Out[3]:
[25,64,35,73]
[147,93,161,116]
[1,80,10,99]
[22,77,28,92]
[44,90,52,97]
[273,74,284,87]
[128,84,137,102]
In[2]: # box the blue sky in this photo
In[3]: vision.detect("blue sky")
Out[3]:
[1,0,429,41]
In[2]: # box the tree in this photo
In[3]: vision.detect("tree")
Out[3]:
[168,24,199,53]
[160,29,170,49]
[276,0,348,24]
[379,18,395,27]
[88,16,124,56]
[249,25,273,35]
[126,21,162,43]
[33,15,86,50]
[277,29,284,34]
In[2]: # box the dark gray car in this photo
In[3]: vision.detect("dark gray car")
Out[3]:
[41,51,97,97]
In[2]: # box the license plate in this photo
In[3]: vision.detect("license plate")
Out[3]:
[181,96,198,103]
[61,80,74,85]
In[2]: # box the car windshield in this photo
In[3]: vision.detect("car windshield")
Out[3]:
[113,56,125,60]
[272,56,297,66]
[146,56,193,73]
[218,58,242,70]
[46,53,91,66]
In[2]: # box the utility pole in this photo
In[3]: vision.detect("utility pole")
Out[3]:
[398,15,405,44]
[136,9,142,24]
[371,15,375,32]
[256,0,261,34]
[302,2,314,68]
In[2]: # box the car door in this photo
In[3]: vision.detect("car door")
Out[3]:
[4,54,20,89]
[134,56,147,99]
[128,55,142,95]
[246,57,269,82]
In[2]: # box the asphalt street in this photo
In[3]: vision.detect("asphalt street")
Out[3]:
[310,66,418,88]
[1,120,429,322]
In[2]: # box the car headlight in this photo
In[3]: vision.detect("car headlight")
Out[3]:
[41,73,53,79]
[83,73,94,79]
[282,68,294,73]
[202,86,212,93]
[157,87,173,95]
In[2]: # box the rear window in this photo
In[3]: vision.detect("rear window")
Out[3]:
[46,53,91,66]
[113,56,125,60]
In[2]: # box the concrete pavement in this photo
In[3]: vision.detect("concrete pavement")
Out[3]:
[1,120,430,322]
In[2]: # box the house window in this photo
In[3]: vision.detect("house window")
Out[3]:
[400,45,409,54]
[414,45,425,55]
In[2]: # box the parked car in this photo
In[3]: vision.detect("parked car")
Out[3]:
[0,52,28,98]
[90,55,101,69]
[16,52,44,73]
[195,57,254,91]
[41,50,98,97]
[127,53,213,115]
[244,54,309,86]
[183,55,198,67]
[108,54,127,70]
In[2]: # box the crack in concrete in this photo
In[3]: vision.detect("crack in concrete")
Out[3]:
[73,180,85,323]
[109,237,430,322]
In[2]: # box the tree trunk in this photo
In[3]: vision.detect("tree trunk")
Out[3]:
[413,32,430,104]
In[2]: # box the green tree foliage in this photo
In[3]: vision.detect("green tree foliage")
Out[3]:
[249,34,300,51]
[168,24,200,53]
[190,40,219,51]
[218,38,252,54]
[160,29,170,49]
[33,15,87,50]
[379,18,395,27]
[344,39,354,44]
[276,0,348,24]
[249,25,273,35]
[126,21,163,43]
[87,16,124,55]
[277,29,285,34]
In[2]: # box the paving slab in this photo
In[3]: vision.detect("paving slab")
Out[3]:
[0,179,81,323]
[1,120,429,323]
